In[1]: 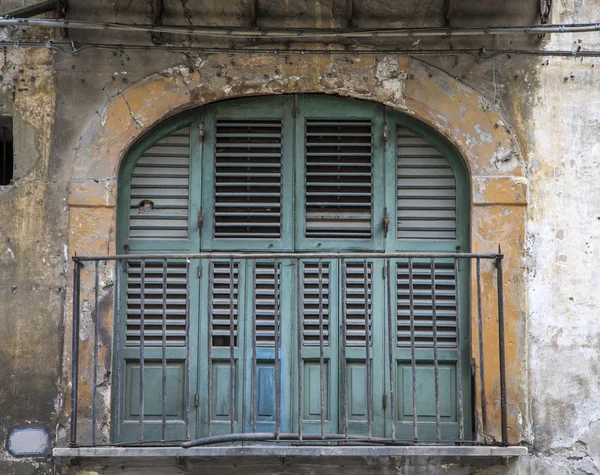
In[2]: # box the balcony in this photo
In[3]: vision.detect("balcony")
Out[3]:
[59,251,525,458]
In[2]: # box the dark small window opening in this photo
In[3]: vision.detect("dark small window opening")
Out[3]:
[0,117,13,186]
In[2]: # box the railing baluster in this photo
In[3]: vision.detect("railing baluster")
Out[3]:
[139,260,146,443]
[185,259,191,441]
[408,257,418,441]
[318,258,325,440]
[70,260,81,446]
[207,259,213,437]
[273,259,281,440]
[296,260,303,440]
[364,258,371,439]
[495,251,508,444]
[92,260,99,446]
[476,258,487,436]
[386,259,395,441]
[71,251,504,447]
[251,259,257,434]
[341,259,348,439]
[161,259,168,441]
[454,258,464,442]
[229,258,236,435]
[114,260,123,445]
[431,258,440,442]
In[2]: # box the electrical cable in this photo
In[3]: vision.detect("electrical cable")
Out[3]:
[0,17,599,39]
[2,41,600,59]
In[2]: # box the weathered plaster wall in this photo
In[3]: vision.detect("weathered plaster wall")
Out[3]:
[522,0,600,473]
[0,0,599,473]
[0,48,60,475]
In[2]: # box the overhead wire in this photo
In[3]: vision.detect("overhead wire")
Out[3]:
[0,17,599,38]
[2,41,600,59]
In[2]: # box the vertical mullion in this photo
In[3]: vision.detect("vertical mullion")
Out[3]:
[454,258,464,441]
[476,258,487,436]
[161,259,168,441]
[185,259,191,440]
[318,258,325,439]
[251,259,257,434]
[207,259,213,437]
[386,259,395,441]
[92,261,99,446]
[139,260,145,442]
[296,260,303,440]
[341,259,348,439]
[274,259,281,439]
[408,257,418,441]
[431,258,441,442]
[364,258,372,439]
[114,260,122,444]
[229,258,236,434]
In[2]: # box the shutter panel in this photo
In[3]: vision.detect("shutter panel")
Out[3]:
[254,261,281,346]
[125,260,188,347]
[396,260,457,349]
[129,126,190,240]
[302,261,330,347]
[343,261,373,347]
[210,261,240,347]
[305,120,373,239]
[396,127,456,240]
[214,119,282,239]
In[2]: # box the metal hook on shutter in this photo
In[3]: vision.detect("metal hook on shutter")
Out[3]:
[383,207,390,238]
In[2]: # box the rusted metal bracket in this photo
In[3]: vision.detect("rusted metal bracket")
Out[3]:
[151,0,164,45]
[249,0,258,27]
[540,0,552,24]
[445,0,455,26]
[347,0,353,27]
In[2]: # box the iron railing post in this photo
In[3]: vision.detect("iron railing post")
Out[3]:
[69,260,81,446]
[495,249,508,444]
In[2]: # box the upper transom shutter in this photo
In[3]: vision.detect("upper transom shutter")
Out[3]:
[396,127,456,240]
[305,119,373,239]
[129,126,190,240]
[214,119,282,239]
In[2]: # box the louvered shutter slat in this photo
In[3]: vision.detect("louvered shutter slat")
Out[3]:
[129,126,190,240]
[211,261,239,347]
[396,127,457,240]
[302,262,330,346]
[214,119,282,239]
[126,261,188,347]
[396,261,458,349]
[305,120,373,239]
[343,262,372,347]
[253,262,281,346]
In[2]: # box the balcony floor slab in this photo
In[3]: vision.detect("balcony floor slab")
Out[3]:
[53,445,527,458]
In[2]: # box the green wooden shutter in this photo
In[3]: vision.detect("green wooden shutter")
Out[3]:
[304,119,373,239]
[295,95,384,251]
[201,96,294,251]
[117,120,199,443]
[128,125,191,241]
[396,126,457,241]
[213,119,282,239]
[384,114,470,441]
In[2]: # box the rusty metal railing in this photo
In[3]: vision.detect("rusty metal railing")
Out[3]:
[69,251,507,448]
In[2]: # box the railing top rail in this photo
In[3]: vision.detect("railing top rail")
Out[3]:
[73,252,503,262]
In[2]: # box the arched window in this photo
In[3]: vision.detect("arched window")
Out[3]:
[116,94,470,442]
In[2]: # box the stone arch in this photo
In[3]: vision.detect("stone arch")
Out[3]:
[65,54,527,444]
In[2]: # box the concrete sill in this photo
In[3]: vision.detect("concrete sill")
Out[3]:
[53,445,528,458]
